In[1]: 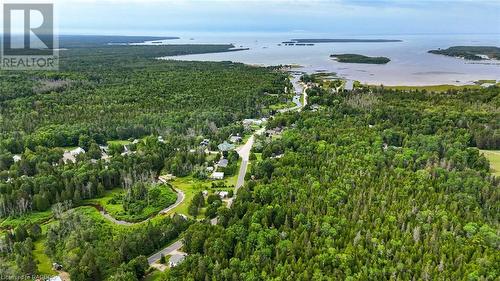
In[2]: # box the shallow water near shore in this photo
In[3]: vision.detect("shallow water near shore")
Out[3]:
[150,32,500,86]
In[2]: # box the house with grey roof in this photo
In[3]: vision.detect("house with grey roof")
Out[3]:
[218,159,229,168]
[169,253,187,267]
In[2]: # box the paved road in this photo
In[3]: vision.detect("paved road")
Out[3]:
[148,128,263,264]
[147,240,184,264]
[228,128,265,208]
[159,188,185,215]
[147,79,305,266]
[278,81,307,113]
[236,160,249,190]
[158,176,186,215]
[301,86,308,111]
[100,210,134,226]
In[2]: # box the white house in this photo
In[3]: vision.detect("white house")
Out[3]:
[344,80,354,91]
[169,253,187,267]
[230,134,242,143]
[12,155,21,163]
[243,119,264,127]
[212,172,224,180]
[62,147,85,163]
[217,191,229,199]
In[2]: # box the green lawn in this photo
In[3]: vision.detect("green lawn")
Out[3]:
[33,238,56,276]
[107,140,133,146]
[144,269,167,281]
[269,101,296,110]
[481,150,500,177]
[166,170,239,217]
[72,206,130,230]
[84,188,125,214]
[225,158,242,188]
[255,153,263,162]
[166,176,208,216]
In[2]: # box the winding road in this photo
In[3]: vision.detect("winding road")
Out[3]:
[94,182,186,226]
[158,178,186,215]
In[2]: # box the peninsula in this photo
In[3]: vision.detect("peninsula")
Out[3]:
[428,46,500,60]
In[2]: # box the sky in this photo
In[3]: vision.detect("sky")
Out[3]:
[19,0,500,35]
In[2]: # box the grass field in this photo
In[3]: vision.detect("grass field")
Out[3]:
[107,140,133,146]
[84,188,125,213]
[144,269,167,281]
[0,210,53,229]
[166,169,239,217]
[33,238,56,276]
[166,177,209,216]
[72,206,132,231]
[84,186,176,222]
[269,101,296,110]
[481,150,500,177]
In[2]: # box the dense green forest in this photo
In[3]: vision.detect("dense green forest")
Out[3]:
[43,207,190,280]
[1,36,499,281]
[330,54,391,64]
[0,40,289,279]
[428,46,500,60]
[167,85,499,280]
[0,43,288,218]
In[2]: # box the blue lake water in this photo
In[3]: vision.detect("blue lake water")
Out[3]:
[148,32,499,86]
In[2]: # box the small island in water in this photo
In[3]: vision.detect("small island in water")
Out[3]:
[428,46,500,60]
[330,54,391,64]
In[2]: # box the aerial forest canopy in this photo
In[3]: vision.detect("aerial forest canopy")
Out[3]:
[0,43,289,216]
[168,85,500,280]
[0,41,289,279]
[0,36,499,281]
[0,44,287,151]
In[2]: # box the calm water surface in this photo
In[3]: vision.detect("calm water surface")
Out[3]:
[150,32,499,86]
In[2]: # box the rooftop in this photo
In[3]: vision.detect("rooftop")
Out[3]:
[218,141,235,151]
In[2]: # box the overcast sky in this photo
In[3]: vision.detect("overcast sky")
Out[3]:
[50,0,500,35]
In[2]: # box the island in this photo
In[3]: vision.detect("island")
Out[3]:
[291,38,402,43]
[330,54,391,64]
[428,46,500,60]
